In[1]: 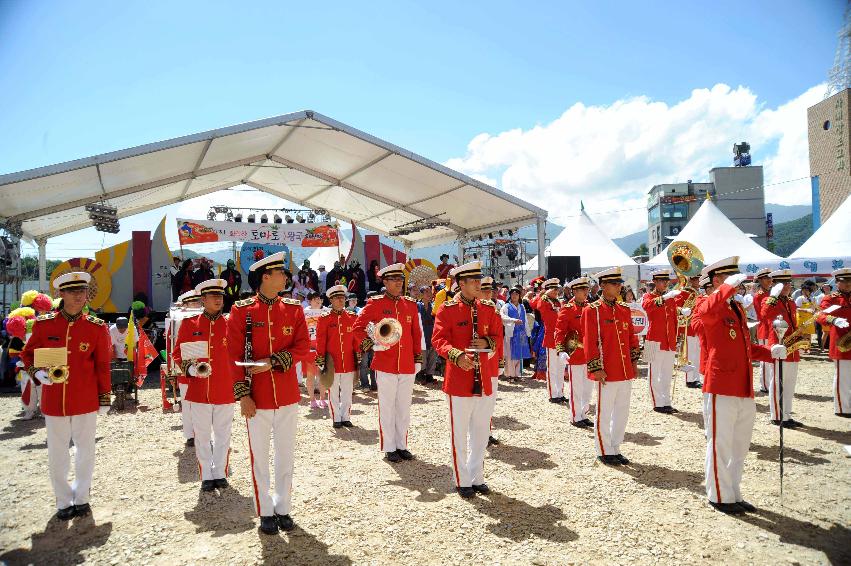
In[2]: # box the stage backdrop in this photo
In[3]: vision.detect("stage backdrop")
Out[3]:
[177,219,339,247]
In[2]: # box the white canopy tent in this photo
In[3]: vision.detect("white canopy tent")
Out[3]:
[0,110,547,289]
[641,198,783,278]
[787,194,851,276]
[522,207,639,283]
[307,231,352,271]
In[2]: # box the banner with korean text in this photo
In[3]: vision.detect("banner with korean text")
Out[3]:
[177,219,339,248]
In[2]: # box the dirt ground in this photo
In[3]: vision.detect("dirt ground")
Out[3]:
[0,353,848,565]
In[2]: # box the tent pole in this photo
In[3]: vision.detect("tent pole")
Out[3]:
[536,216,547,277]
[37,238,47,292]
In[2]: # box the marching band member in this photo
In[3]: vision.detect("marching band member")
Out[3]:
[173,290,202,446]
[21,272,111,520]
[752,268,774,393]
[816,267,851,417]
[582,267,640,465]
[530,278,566,404]
[227,252,309,534]
[692,257,784,514]
[432,261,502,497]
[555,276,594,428]
[316,285,358,428]
[352,263,424,463]
[173,279,235,492]
[760,269,802,427]
[683,274,703,389]
[641,269,689,414]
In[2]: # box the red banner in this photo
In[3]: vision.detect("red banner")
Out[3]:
[135,325,158,386]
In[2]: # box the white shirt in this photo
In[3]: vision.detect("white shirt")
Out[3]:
[109,324,135,359]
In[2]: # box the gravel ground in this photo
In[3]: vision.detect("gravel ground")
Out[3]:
[0,353,848,565]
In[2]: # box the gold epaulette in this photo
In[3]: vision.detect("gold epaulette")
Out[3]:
[234,297,256,307]
[402,295,416,302]
[368,294,383,302]
[588,300,602,309]
[831,291,843,298]
[766,296,779,306]
[442,299,458,307]
[86,315,105,326]
[479,299,495,307]
[36,312,57,321]
[281,298,302,306]
[618,301,631,308]
[319,310,331,317]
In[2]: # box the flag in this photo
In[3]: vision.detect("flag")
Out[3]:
[135,326,158,387]
[125,312,136,362]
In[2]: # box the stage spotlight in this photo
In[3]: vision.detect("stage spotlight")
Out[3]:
[234,213,243,222]
[285,214,294,223]
[260,214,268,223]
[499,230,504,237]
[274,214,282,224]
[488,232,494,239]
[207,211,216,221]
[247,214,256,223]
[472,253,477,259]
[296,213,305,223]
[507,229,513,236]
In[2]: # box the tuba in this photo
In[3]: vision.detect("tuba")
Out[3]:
[667,241,704,369]
[838,331,851,353]
[194,361,212,378]
[49,365,69,384]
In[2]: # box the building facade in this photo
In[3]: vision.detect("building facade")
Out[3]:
[807,88,851,226]
[647,166,766,257]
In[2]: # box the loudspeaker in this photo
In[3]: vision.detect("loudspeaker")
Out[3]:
[546,256,581,282]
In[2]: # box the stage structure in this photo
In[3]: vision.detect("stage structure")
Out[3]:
[0,110,547,292]
[462,230,536,287]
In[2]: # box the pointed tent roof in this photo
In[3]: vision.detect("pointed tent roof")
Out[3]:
[523,209,637,275]
[642,198,782,274]
[790,195,850,259]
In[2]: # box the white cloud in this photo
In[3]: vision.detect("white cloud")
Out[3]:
[446,83,824,237]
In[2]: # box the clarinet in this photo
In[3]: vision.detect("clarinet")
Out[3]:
[244,312,253,385]
[471,301,483,396]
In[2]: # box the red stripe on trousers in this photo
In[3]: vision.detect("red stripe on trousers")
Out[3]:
[569,365,577,421]
[245,418,261,516]
[772,361,780,418]
[546,351,553,398]
[595,381,606,456]
[838,361,843,413]
[448,396,461,486]
[711,394,721,503]
[648,362,657,407]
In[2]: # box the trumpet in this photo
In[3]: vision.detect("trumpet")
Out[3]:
[194,361,212,378]
[48,365,69,384]
[373,318,403,350]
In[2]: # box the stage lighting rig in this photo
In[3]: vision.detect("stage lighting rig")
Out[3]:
[85,202,120,234]
[388,213,450,237]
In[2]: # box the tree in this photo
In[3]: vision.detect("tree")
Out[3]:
[632,243,649,256]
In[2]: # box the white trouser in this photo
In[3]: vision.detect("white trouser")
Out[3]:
[546,348,565,399]
[246,405,298,517]
[486,375,499,435]
[190,403,234,481]
[447,394,492,487]
[758,339,772,391]
[45,411,97,510]
[835,360,851,415]
[20,374,40,417]
[593,380,632,457]
[769,361,799,421]
[178,383,194,440]
[704,393,755,504]
[568,364,593,423]
[647,341,675,407]
[375,371,415,452]
[328,371,355,423]
[504,358,522,377]
[684,336,702,383]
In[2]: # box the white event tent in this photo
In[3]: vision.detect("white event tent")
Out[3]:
[522,206,639,284]
[641,198,783,278]
[787,194,851,276]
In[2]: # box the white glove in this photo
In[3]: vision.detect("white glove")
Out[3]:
[834,317,849,329]
[187,364,198,377]
[770,344,787,359]
[415,363,422,374]
[98,406,110,416]
[770,283,783,298]
[662,290,681,300]
[733,294,745,304]
[680,307,692,316]
[724,273,748,288]
[558,351,569,364]
[34,370,50,386]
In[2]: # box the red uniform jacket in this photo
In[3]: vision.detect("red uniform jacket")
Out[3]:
[432,295,503,397]
[642,290,688,350]
[554,299,588,365]
[227,294,310,409]
[315,309,358,373]
[753,288,771,341]
[531,295,561,349]
[693,283,773,398]
[480,300,503,379]
[165,326,190,386]
[690,295,708,372]
[352,294,423,374]
[817,291,851,360]
[22,311,111,417]
[760,295,800,363]
[581,299,640,382]
[173,313,236,405]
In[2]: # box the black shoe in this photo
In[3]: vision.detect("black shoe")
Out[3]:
[457,486,475,498]
[487,435,500,446]
[582,419,594,427]
[597,455,622,466]
[737,500,757,512]
[837,412,851,418]
[653,407,670,414]
[214,478,228,489]
[571,421,587,428]
[759,388,769,394]
[396,449,415,460]
[615,454,630,465]
[559,397,569,404]
[333,422,343,429]
[685,381,701,389]
[276,514,295,531]
[709,501,744,515]
[385,451,402,463]
[73,503,91,517]
[472,483,491,494]
[201,480,216,492]
[56,506,75,521]
[785,419,804,428]
[259,516,279,534]
[342,421,354,428]
[549,398,561,403]
[666,406,679,414]
[185,438,195,447]
[771,419,782,426]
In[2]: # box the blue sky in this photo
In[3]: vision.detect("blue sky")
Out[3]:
[0,0,845,258]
